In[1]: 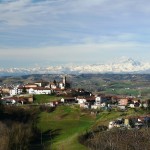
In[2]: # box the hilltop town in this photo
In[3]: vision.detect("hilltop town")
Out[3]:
[0,74,150,149]
[0,75,150,110]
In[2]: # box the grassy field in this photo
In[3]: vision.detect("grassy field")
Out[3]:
[104,88,139,96]
[33,94,61,104]
[33,93,150,149]
[36,103,150,150]
[37,105,95,150]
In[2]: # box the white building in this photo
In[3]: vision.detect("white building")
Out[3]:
[95,96,101,105]
[9,87,23,96]
[28,87,52,94]
[59,82,65,89]
[76,97,87,104]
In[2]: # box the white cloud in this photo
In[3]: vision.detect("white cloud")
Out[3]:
[1,0,150,67]
[0,0,150,26]
[1,41,150,64]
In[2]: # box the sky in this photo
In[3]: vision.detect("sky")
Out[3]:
[1,0,150,68]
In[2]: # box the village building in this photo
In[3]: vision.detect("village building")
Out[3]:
[118,98,129,106]
[9,87,23,96]
[1,87,11,96]
[28,87,52,94]
[49,82,57,89]
[60,97,76,104]
[1,96,30,105]
[34,80,49,87]
[25,83,38,88]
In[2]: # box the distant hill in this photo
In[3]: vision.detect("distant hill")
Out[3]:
[1,73,150,89]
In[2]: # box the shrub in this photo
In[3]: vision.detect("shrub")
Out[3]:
[80,128,150,150]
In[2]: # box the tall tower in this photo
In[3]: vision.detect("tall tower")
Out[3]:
[63,76,66,87]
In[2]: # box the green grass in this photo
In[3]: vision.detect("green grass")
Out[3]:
[33,94,61,103]
[103,87,150,100]
[37,105,95,150]
[37,104,150,150]
[108,82,133,89]
[104,88,139,96]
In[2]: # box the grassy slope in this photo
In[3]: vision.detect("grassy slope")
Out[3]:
[33,95,61,104]
[37,105,95,150]
[36,96,150,149]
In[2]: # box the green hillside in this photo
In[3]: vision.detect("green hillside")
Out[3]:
[37,105,95,150]
[36,103,150,150]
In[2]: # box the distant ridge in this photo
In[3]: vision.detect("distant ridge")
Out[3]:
[1,58,150,76]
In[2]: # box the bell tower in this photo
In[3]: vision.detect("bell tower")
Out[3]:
[63,76,66,87]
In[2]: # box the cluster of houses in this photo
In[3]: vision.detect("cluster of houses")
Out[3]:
[8,76,67,96]
[0,76,67,105]
[0,76,150,111]
[60,94,150,110]
[0,95,33,105]
[108,115,150,130]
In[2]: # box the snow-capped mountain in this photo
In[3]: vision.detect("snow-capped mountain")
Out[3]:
[1,58,150,76]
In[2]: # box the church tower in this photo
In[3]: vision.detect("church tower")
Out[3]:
[63,76,66,87]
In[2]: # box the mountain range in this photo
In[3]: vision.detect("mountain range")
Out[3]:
[1,58,150,76]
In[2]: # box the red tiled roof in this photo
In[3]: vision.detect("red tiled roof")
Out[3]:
[28,87,51,90]
[86,97,95,101]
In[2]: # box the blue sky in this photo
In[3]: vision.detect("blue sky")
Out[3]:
[1,0,150,67]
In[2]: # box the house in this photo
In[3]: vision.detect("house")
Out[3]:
[77,95,111,109]
[142,100,150,108]
[1,88,10,94]
[9,87,23,96]
[95,96,101,105]
[95,95,112,104]
[1,97,16,105]
[9,88,17,96]
[76,96,89,108]
[86,96,95,107]
[49,76,67,90]
[28,96,33,103]
[1,96,28,105]
[60,97,76,104]
[118,98,129,106]
[76,96,86,104]
[76,89,92,96]
[49,81,65,90]
[129,100,141,108]
[62,89,73,96]
[91,105,101,109]
[34,80,49,87]
[28,87,52,94]
[76,96,95,109]
[25,83,38,88]
[116,97,141,108]
[54,88,65,96]
[94,95,112,109]
[50,82,57,89]
[17,95,34,103]
[59,82,65,89]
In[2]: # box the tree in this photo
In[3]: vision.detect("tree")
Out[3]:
[53,80,57,85]
[22,87,27,94]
